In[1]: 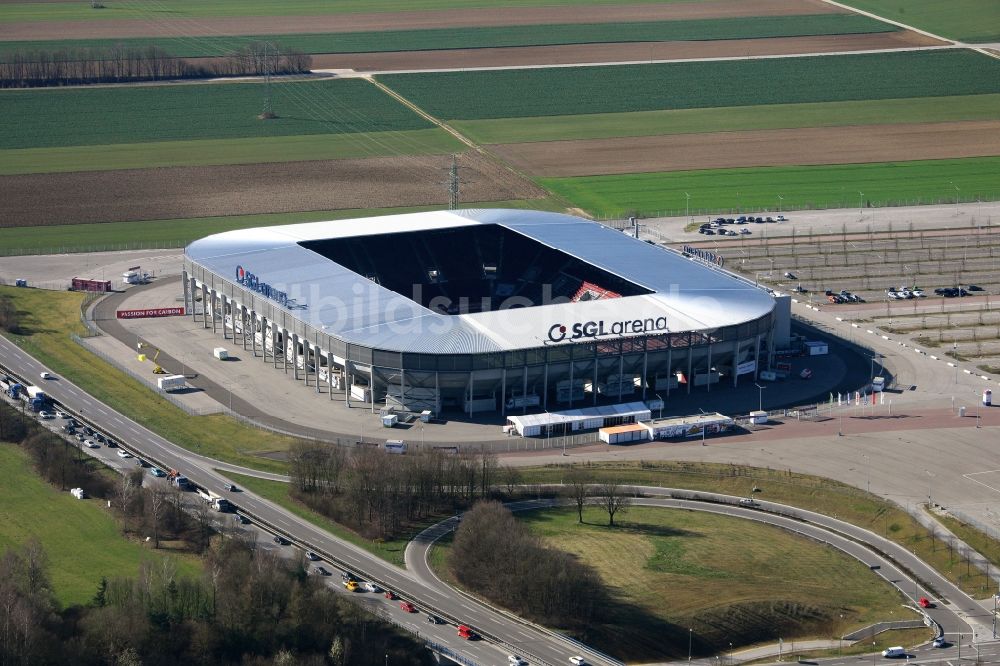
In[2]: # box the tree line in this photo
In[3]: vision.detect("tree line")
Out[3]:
[0,42,311,88]
[448,500,608,630]
[0,537,431,666]
[289,441,524,540]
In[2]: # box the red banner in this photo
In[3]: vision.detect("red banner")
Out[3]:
[116,307,185,319]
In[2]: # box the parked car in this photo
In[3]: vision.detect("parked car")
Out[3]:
[305,551,320,561]
[777,215,787,221]
[968,284,983,291]
[83,439,99,448]
[740,228,752,235]
[570,658,588,666]
[912,289,925,297]
[784,272,797,279]
[116,449,132,459]
[508,656,527,666]
[765,216,774,223]
[38,410,54,419]
[273,536,289,546]
[365,581,381,593]
[313,566,331,576]
[55,410,68,419]
[149,468,166,477]
[399,601,416,613]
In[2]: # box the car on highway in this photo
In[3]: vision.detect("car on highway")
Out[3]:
[882,647,906,658]
[384,590,396,600]
[738,498,760,508]
[344,580,358,592]
[365,581,380,593]
[226,483,238,492]
[55,410,68,419]
[149,468,166,477]
[569,657,587,665]
[39,371,54,380]
[116,450,132,459]
[313,566,331,576]
[62,424,75,433]
[341,571,355,583]
[305,551,320,561]
[83,439,99,448]
[457,625,476,640]
[83,427,94,436]
[273,536,289,546]
[427,614,443,624]
[932,638,947,648]
[918,597,934,608]
[399,601,416,613]
[508,656,527,665]
[38,410,54,419]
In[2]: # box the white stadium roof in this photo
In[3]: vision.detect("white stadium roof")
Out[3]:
[185,209,774,354]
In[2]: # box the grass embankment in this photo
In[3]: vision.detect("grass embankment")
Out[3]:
[837,0,1000,42]
[433,505,918,661]
[224,471,430,568]
[0,443,200,607]
[520,462,998,597]
[0,14,895,58]
[0,78,431,150]
[540,157,1000,217]
[0,129,464,175]
[454,94,1000,144]
[381,50,1000,119]
[1,286,294,474]
[0,198,566,254]
[0,0,699,22]
[929,510,1000,571]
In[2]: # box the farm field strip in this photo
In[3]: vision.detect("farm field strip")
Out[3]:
[0,77,432,150]
[378,50,1000,120]
[539,156,1000,218]
[452,94,1000,144]
[490,120,1000,177]
[836,0,1000,43]
[0,129,464,175]
[0,198,566,254]
[0,15,896,58]
[0,0,743,23]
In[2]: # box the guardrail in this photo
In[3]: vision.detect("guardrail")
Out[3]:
[0,361,562,666]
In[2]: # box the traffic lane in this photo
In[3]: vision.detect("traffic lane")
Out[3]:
[1,341,592,666]
[633,486,985,632]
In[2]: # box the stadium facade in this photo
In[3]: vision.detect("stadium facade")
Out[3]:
[182,209,784,418]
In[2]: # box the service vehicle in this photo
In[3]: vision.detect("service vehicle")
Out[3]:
[882,647,906,658]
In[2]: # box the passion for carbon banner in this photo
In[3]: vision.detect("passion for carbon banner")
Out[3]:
[116,307,185,319]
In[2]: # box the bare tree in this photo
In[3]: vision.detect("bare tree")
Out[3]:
[149,488,166,549]
[501,465,522,497]
[597,481,632,527]
[566,468,594,523]
[116,475,139,534]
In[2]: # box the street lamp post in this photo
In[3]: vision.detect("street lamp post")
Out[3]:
[859,191,865,215]
[686,192,691,223]
[656,393,664,420]
[754,383,765,412]
[777,194,784,212]
[689,628,693,663]
[872,641,876,666]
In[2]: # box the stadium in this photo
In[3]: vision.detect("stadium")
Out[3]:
[182,209,787,421]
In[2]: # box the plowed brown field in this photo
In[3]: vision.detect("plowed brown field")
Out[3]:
[0,152,544,227]
[488,121,1000,177]
[307,32,944,72]
[2,0,845,40]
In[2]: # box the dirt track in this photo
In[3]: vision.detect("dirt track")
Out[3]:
[489,120,1000,177]
[308,32,944,72]
[0,152,544,227]
[1,0,845,41]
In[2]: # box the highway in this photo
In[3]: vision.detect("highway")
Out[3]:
[0,334,618,666]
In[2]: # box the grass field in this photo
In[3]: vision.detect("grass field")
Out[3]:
[0,128,463,175]
[0,15,895,58]
[540,156,1000,218]
[0,78,430,150]
[453,94,1000,144]
[521,462,998,598]
[838,0,1000,42]
[0,443,200,608]
[224,471,416,568]
[0,0,728,22]
[0,286,297,473]
[439,505,912,659]
[380,50,1000,120]
[0,198,565,254]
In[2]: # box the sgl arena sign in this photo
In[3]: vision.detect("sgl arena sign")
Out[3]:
[236,265,288,306]
[547,317,669,343]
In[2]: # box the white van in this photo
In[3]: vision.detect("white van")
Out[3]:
[882,647,905,658]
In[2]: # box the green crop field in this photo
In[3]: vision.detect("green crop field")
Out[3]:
[0,443,200,608]
[0,198,564,255]
[0,78,429,150]
[453,94,1000,144]
[0,129,463,175]
[541,157,1000,218]
[0,0,706,22]
[380,50,1000,120]
[0,15,895,58]
[838,0,1000,42]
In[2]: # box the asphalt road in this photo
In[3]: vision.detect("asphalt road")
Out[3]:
[409,496,992,664]
[0,334,616,666]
